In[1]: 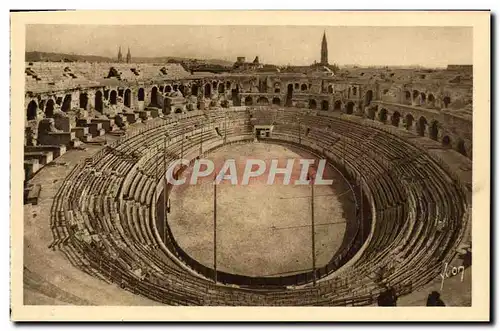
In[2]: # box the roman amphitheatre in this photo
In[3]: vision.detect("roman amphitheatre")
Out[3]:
[23,33,472,306]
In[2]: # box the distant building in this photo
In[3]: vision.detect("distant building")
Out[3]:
[320,31,328,65]
[117,46,123,63]
[233,56,263,72]
[126,47,131,63]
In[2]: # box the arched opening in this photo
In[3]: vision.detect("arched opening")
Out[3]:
[429,121,439,141]
[94,91,103,113]
[428,94,435,105]
[44,99,55,118]
[308,99,317,110]
[212,81,218,90]
[321,100,329,111]
[294,83,299,90]
[346,102,354,114]
[150,86,158,107]
[138,88,145,101]
[257,97,269,105]
[27,100,37,121]
[405,90,411,102]
[179,85,186,96]
[204,84,211,98]
[109,90,117,105]
[244,96,253,106]
[443,96,451,108]
[364,90,373,106]
[412,90,419,101]
[391,111,401,127]
[124,89,132,108]
[286,84,293,107]
[61,94,72,112]
[301,83,307,91]
[405,114,414,130]
[420,92,426,104]
[328,85,334,94]
[191,84,199,96]
[379,108,388,123]
[352,86,357,96]
[175,108,182,114]
[79,93,88,109]
[274,83,280,94]
[165,85,172,93]
[367,107,376,120]
[272,97,281,106]
[334,100,342,111]
[417,116,427,136]
[456,140,467,156]
[218,83,225,94]
[442,135,451,147]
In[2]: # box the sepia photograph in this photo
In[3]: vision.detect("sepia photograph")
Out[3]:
[10,10,490,321]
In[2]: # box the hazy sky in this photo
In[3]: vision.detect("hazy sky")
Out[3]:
[26,25,472,67]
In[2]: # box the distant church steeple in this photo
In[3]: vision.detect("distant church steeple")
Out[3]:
[126,47,131,63]
[117,46,123,63]
[320,31,328,65]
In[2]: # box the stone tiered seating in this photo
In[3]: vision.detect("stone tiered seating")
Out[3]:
[43,107,469,306]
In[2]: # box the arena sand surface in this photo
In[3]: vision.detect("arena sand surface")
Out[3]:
[168,142,356,277]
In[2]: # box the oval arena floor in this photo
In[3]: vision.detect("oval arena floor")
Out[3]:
[23,108,472,306]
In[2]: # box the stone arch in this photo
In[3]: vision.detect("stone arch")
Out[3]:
[124,89,132,108]
[404,90,411,102]
[379,108,388,123]
[391,111,401,127]
[334,100,342,111]
[204,84,212,98]
[429,121,439,141]
[412,90,419,101]
[272,97,281,106]
[45,99,55,118]
[150,86,158,107]
[417,116,427,136]
[244,96,253,106]
[420,92,426,104]
[321,100,329,111]
[346,101,354,114]
[328,85,334,94]
[191,84,199,96]
[301,83,308,91]
[27,100,38,121]
[428,93,435,105]
[94,91,103,113]
[294,83,299,90]
[138,88,145,101]
[456,139,467,156]
[367,107,376,120]
[175,108,183,114]
[443,96,451,108]
[61,94,72,112]
[165,85,172,93]
[442,135,451,147]
[109,90,117,105]
[364,90,373,106]
[79,93,88,109]
[405,114,414,130]
[257,97,269,105]
[218,83,225,94]
[308,99,317,110]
